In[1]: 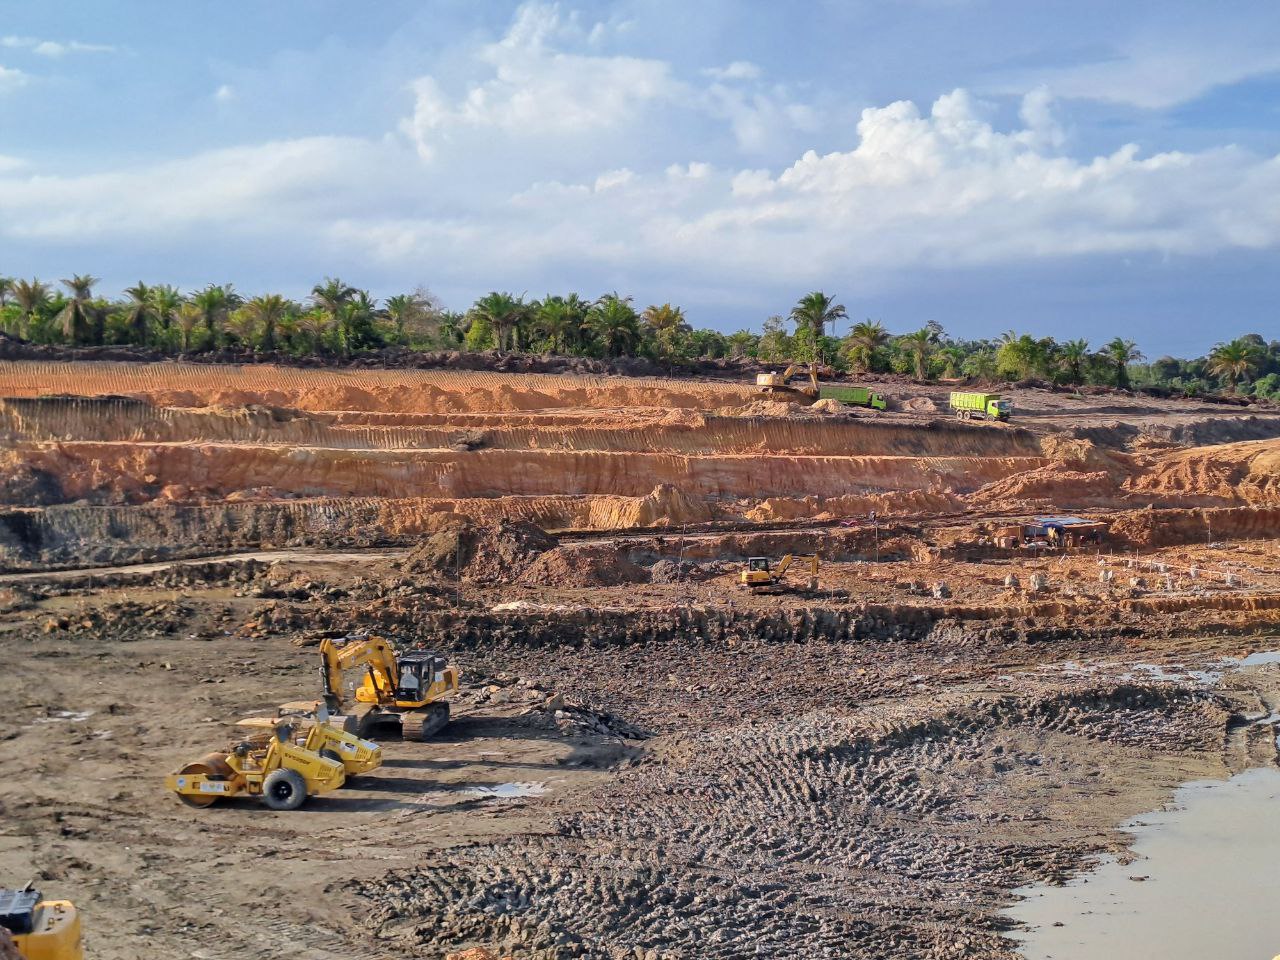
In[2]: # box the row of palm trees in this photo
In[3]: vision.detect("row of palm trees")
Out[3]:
[1,275,1271,395]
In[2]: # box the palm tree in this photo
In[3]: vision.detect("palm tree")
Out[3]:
[642,303,688,334]
[122,282,154,345]
[310,277,357,350]
[899,328,934,381]
[936,345,966,379]
[244,294,290,352]
[587,293,642,357]
[845,320,889,372]
[1207,338,1263,393]
[384,293,425,343]
[223,307,258,347]
[1104,337,1144,390]
[535,296,578,354]
[11,279,51,338]
[0,277,13,309]
[1058,338,1091,385]
[296,309,333,353]
[57,274,99,344]
[789,291,847,360]
[191,284,240,344]
[174,303,203,352]
[149,284,182,335]
[470,292,527,352]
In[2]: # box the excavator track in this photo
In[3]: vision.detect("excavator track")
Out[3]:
[399,702,450,742]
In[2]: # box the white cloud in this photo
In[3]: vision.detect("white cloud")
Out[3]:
[991,38,1280,110]
[1,36,115,57]
[401,2,683,161]
[214,84,235,104]
[703,61,761,82]
[0,64,27,92]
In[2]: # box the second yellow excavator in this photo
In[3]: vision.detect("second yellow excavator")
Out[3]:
[317,634,459,741]
[739,555,820,594]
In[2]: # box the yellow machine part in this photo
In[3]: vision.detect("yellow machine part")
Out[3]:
[235,716,382,776]
[11,901,82,960]
[355,663,459,709]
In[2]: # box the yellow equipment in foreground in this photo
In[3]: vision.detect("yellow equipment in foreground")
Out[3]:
[236,707,382,778]
[739,555,820,594]
[0,886,82,960]
[318,634,459,741]
[165,720,345,811]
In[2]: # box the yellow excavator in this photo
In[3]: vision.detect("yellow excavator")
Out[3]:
[317,634,459,741]
[739,555,820,594]
[1,885,81,960]
[754,362,832,403]
[165,720,346,811]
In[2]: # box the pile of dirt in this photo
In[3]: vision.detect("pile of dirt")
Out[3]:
[902,396,938,413]
[400,517,559,583]
[715,399,817,418]
[519,543,649,587]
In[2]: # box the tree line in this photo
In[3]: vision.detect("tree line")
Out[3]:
[1,275,1276,399]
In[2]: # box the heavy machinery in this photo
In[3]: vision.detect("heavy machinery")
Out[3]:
[318,634,459,741]
[0,886,81,960]
[739,555,819,594]
[818,384,888,411]
[165,720,346,811]
[755,362,824,402]
[756,363,887,409]
[949,391,1011,421]
[236,706,382,778]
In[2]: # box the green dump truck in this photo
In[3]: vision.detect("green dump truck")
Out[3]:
[949,391,1011,421]
[818,385,888,410]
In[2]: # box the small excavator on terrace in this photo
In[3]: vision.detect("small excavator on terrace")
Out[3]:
[739,554,820,595]
[314,634,459,741]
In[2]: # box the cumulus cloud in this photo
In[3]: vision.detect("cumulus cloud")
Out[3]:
[214,84,235,104]
[401,2,682,161]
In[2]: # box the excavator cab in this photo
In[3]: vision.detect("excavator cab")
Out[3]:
[747,557,771,572]
[395,652,449,706]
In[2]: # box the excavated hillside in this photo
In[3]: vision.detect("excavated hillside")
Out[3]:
[2,360,1280,569]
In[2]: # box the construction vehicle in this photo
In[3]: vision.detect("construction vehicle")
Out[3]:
[165,720,345,811]
[755,362,825,402]
[818,384,888,411]
[236,706,382,778]
[756,363,887,410]
[318,634,459,741]
[949,391,1011,421]
[739,554,819,594]
[0,886,81,960]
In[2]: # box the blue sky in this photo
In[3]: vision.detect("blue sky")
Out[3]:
[1,1,1278,356]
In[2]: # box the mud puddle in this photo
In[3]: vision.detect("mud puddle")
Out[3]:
[1008,766,1280,959]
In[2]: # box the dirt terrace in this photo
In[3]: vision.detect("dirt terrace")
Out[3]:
[3,360,1280,959]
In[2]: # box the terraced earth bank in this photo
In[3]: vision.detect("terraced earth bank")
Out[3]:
[3,359,1280,959]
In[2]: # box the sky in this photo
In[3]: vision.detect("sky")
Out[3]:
[1,1,1279,356]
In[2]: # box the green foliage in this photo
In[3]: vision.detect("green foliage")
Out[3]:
[1,271,1273,403]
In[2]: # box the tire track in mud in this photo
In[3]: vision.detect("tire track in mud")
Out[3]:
[356,682,1230,960]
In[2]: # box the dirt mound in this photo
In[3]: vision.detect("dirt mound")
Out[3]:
[519,543,649,587]
[902,396,938,413]
[401,518,558,582]
[715,399,817,418]
[973,467,1123,507]
[630,483,714,527]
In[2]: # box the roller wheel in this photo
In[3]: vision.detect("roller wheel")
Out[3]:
[262,768,308,811]
[176,754,233,808]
